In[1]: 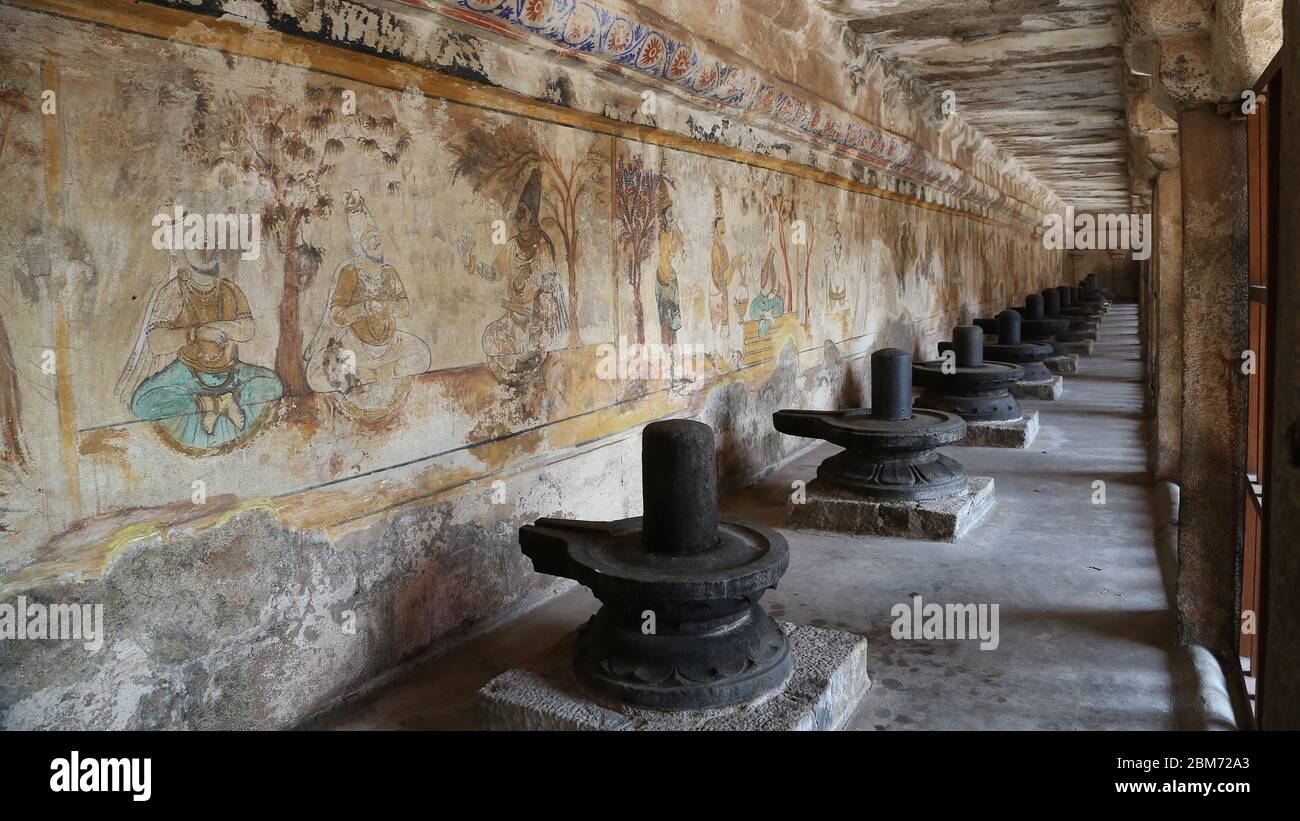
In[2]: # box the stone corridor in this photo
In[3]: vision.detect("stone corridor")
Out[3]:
[320,305,1178,731]
[2,0,1296,739]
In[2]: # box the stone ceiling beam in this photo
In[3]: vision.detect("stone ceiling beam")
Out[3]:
[818,0,1133,211]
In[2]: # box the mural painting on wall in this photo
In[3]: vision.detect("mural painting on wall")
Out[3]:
[654,176,684,352]
[0,5,1075,582]
[977,236,999,311]
[0,79,37,472]
[451,121,603,387]
[304,190,431,421]
[613,153,660,347]
[893,215,917,298]
[612,152,685,354]
[115,235,283,453]
[181,83,412,401]
[822,225,849,344]
[610,149,691,386]
[110,81,419,452]
[0,313,23,471]
[750,204,788,336]
[824,229,847,313]
[709,186,747,337]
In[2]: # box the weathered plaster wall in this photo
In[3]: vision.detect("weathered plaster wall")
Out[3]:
[0,0,1062,728]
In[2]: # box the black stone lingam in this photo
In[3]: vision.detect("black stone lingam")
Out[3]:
[914,326,1024,422]
[519,419,791,711]
[1071,285,1096,311]
[772,348,967,502]
[946,310,1053,383]
[979,294,1062,343]
[1087,272,1112,301]
[1072,285,1106,323]
[1012,293,1072,354]
[1061,285,1101,319]
[1043,287,1092,342]
[1078,278,1109,307]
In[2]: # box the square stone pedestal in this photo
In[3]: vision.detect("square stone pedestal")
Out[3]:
[1044,354,1078,374]
[1010,375,1063,401]
[1060,339,1094,356]
[477,622,871,731]
[787,476,994,542]
[962,409,1039,448]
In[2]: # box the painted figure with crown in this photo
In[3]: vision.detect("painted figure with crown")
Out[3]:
[709,186,748,332]
[305,190,431,418]
[457,168,570,386]
[655,176,684,347]
[116,242,283,453]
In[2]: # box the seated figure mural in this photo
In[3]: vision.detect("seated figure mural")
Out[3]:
[305,190,431,418]
[458,169,570,386]
[116,245,283,452]
[748,247,786,337]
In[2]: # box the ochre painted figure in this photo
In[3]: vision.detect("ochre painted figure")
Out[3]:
[117,246,282,452]
[748,246,786,337]
[709,187,746,330]
[655,178,683,347]
[459,169,569,385]
[306,190,431,400]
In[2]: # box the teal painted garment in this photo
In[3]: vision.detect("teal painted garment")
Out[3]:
[130,358,283,450]
[656,279,682,332]
[748,291,785,336]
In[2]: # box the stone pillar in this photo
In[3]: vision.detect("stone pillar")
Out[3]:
[1140,254,1155,415]
[1152,168,1183,480]
[1175,106,1249,655]
[1260,0,1300,730]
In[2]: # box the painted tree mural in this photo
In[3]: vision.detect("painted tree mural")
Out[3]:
[614,155,660,345]
[0,82,39,468]
[449,122,604,347]
[763,191,813,328]
[182,83,410,395]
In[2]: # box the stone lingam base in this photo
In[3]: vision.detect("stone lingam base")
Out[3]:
[1010,374,1064,401]
[1044,354,1079,374]
[1059,339,1094,356]
[961,409,1039,448]
[478,622,870,731]
[787,476,994,542]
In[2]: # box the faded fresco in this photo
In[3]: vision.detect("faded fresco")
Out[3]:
[0,0,1068,729]
[0,19,1058,574]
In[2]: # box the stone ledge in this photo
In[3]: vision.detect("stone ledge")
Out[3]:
[1044,354,1079,374]
[787,476,995,542]
[477,623,871,731]
[1011,375,1064,400]
[961,410,1039,448]
[1172,644,1240,731]
[1060,340,1095,356]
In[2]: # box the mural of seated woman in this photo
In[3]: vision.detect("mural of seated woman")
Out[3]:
[115,245,282,453]
[748,247,786,336]
[305,191,431,417]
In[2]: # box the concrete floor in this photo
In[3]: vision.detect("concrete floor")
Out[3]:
[319,304,1177,730]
